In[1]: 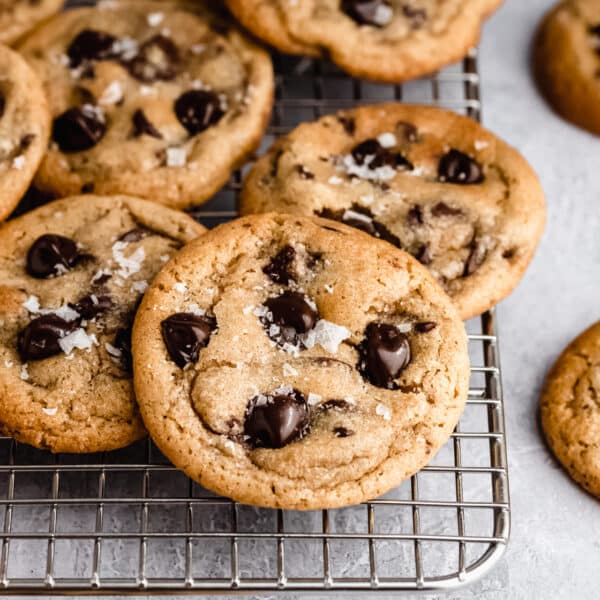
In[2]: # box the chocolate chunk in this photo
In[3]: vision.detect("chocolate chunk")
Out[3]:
[333,426,354,438]
[438,149,484,184]
[398,121,419,143]
[351,138,413,171]
[342,0,393,27]
[113,326,133,372]
[118,227,151,243]
[502,247,517,260]
[270,149,283,177]
[402,5,427,29]
[464,239,487,276]
[18,315,79,362]
[407,205,423,227]
[52,106,106,152]
[358,323,411,389]
[81,182,95,193]
[127,35,179,82]
[0,93,5,119]
[132,109,162,139]
[317,205,401,248]
[19,134,35,150]
[320,399,353,411]
[71,295,112,320]
[26,234,81,279]
[175,90,225,135]
[244,389,310,449]
[415,321,436,333]
[263,245,296,285]
[431,202,464,218]
[295,165,314,179]
[264,291,318,343]
[338,115,356,135]
[67,29,118,68]
[161,313,216,368]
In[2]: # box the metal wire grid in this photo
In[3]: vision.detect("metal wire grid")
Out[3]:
[0,18,510,593]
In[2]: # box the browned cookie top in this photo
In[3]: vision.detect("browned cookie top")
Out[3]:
[18,2,274,209]
[240,104,546,320]
[132,213,470,509]
[225,0,503,82]
[0,194,205,453]
[0,0,64,46]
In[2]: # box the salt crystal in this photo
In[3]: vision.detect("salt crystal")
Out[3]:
[376,403,392,421]
[174,282,187,293]
[20,364,29,381]
[328,176,343,185]
[99,81,123,105]
[12,155,25,170]
[166,147,187,167]
[59,329,98,356]
[147,11,164,26]
[43,407,58,416]
[301,320,350,353]
[307,393,322,406]
[283,362,298,377]
[132,280,148,293]
[105,343,122,358]
[377,133,397,148]
[187,303,205,316]
[112,241,145,279]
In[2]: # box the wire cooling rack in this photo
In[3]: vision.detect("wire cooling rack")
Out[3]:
[0,4,510,592]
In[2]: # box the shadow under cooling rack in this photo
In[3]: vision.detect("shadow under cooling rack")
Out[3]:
[0,44,509,594]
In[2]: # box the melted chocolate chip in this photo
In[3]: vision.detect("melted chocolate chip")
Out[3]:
[414,243,432,265]
[351,138,413,171]
[71,295,112,320]
[161,313,216,368]
[263,292,318,343]
[175,90,225,135]
[407,205,424,227]
[67,29,118,68]
[18,315,79,362]
[415,321,436,333]
[118,227,151,243]
[317,205,401,248]
[52,106,106,152]
[81,182,95,194]
[244,389,310,449]
[464,239,487,276]
[132,109,162,139]
[320,399,353,411]
[589,24,600,54]
[20,134,35,150]
[113,326,133,372]
[26,234,81,279]
[342,0,393,27]
[334,426,354,438]
[398,121,419,143]
[402,5,427,28]
[0,93,5,119]
[127,35,179,82]
[338,115,356,135]
[358,323,411,389]
[263,245,296,285]
[438,149,484,184]
[431,202,464,218]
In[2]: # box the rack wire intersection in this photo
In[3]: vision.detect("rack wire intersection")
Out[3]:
[0,5,510,593]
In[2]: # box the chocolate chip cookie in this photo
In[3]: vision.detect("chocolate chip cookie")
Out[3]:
[534,0,600,135]
[240,104,546,320]
[17,2,274,209]
[225,0,503,82]
[0,0,63,46]
[0,43,51,222]
[540,321,600,499]
[0,194,205,453]
[132,213,470,509]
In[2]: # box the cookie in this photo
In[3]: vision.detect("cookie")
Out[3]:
[0,194,205,453]
[0,43,51,222]
[0,0,64,46]
[17,2,274,209]
[239,104,546,320]
[225,0,503,83]
[540,321,600,498]
[534,0,600,135]
[132,213,470,510]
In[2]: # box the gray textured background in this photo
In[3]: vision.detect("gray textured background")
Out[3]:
[5,0,600,598]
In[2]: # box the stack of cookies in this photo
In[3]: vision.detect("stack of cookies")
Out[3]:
[0,0,548,509]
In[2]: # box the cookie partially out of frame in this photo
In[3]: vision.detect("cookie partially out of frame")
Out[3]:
[540,321,600,499]
[225,0,503,83]
[0,0,64,46]
[132,213,470,510]
[0,194,205,453]
[0,43,51,222]
[240,104,546,320]
[18,2,274,209]
[534,0,600,136]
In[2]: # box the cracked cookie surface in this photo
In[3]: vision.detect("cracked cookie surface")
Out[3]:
[240,104,546,320]
[18,1,274,209]
[0,194,205,453]
[0,43,51,222]
[0,0,63,46]
[132,213,470,509]
[541,321,600,498]
[225,0,503,82]
[534,0,600,135]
